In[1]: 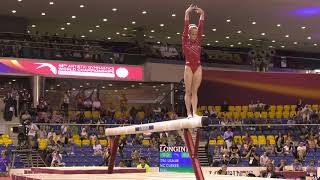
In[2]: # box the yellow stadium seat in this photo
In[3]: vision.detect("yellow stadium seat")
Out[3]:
[84,111,92,118]
[197,111,204,116]
[217,135,223,140]
[261,112,268,119]
[217,112,225,118]
[99,139,108,146]
[270,105,276,112]
[200,106,206,111]
[234,136,242,144]
[74,139,81,146]
[258,135,266,145]
[214,106,221,112]
[137,111,145,119]
[209,140,216,145]
[92,111,100,119]
[312,104,319,112]
[217,139,224,145]
[254,112,261,119]
[284,105,290,112]
[247,112,254,118]
[250,136,258,145]
[290,111,297,118]
[114,111,122,119]
[276,111,282,119]
[0,139,4,144]
[73,135,80,140]
[242,106,249,113]
[276,105,283,112]
[2,134,9,139]
[91,139,96,145]
[225,112,233,118]
[269,139,276,145]
[268,112,275,119]
[68,111,76,117]
[208,106,213,111]
[82,139,90,145]
[235,106,242,112]
[283,111,289,118]
[3,139,12,145]
[240,112,247,119]
[142,139,150,145]
[228,106,235,112]
[233,112,240,119]
[290,105,297,111]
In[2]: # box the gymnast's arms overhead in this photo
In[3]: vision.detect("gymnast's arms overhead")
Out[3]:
[182,4,205,44]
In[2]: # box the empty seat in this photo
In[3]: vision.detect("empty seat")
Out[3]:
[235,106,242,112]
[276,105,283,112]
[228,106,235,112]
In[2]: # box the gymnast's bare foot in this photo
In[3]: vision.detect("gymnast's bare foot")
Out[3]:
[187,114,193,119]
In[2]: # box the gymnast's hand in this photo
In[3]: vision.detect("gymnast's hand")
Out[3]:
[195,6,204,15]
[185,4,195,14]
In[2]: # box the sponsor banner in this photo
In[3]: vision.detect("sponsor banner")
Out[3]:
[0,58,143,81]
[202,167,263,176]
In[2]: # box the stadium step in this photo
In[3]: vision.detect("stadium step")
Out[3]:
[12,149,47,168]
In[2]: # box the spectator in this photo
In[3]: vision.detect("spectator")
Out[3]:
[292,159,303,171]
[296,99,304,111]
[260,162,277,178]
[0,151,10,176]
[20,111,31,124]
[103,146,110,166]
[37,126,47,140]
[137,157,150,172]
[119,160,126,167]
[131,149,140,166]
[301,104,313,123]
[276,159,286,171]
[248,100,255,112]
[62,91,70,116]
[92,97,101,111]
[243,133,253,146]
[229,151,240,165]
[83,98,93,111]
[26,120,39,149]
[222,151,230,165]
[223,127,233,150]
[245,147,260,166]
[221,101,229,112]
[93,140,103,156]
[306,160,317,178]
[296,142,306,161]
[260,152,270,167]
[51,151,64,167]
[217,165,228,175]
[80,128,88,140]
[261,140,274,155]
[283,141,293,155]
[307,135,317,151]
[3,93,16,121]
[159,133,168,146]
[275,143,284,155]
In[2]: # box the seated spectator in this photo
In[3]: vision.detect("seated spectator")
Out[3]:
[275,144,284,155]
[307,136,317,151]
[93,140,103,156]
[133,133,144,145]
[260,162,277,178]
[103,147,110,166]
[80,128,88,140]
[306,160,317,178]
[51,151,64,167]
[276,159,287,171]
[283,142,293,155]
[92,98,101,111]
[222,151,230,165]
[261,140,274,155]
[217,165,228,175]
[245,147,260,166]
[296,142,306,161]
[20,111,31,123]
[0,151,10,176]
[230,144,239,155]
[51,111,63,123]
[223,127,233,150]
[37,126,47,140]
[220,144,229,155]
[292,159,303,171]
[131,149,140,166]
[275,132,285,147]
[51,160,60,167]
[241,143,252,158]
[209,107,217,118]
[137,157,150,172]
[260,152,270,167]
[243,133,253,146]
[83,98,93,111]
[221,101,229,112]
[301,104,313,123]
[159,133,168,146]
[229,151,240,165]
[118,160,126,167]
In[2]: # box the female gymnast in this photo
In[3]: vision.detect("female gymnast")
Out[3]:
[182,4,204,118]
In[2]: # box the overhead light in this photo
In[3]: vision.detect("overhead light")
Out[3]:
[71,16,76,19]
[66,22,71,25]
[103,18,108,22]
[202,34,206,37]
[247,44,251,46]
[161,84,164,86]
[237,30,242,34]
[215,40,219,43]
[41,12,46,16]
[160,24,164,27]
[80,85,83,88]
[314,43,318,46]
[206,43,210,46]
[277,24,281,27]
[269,46,273,48]
[230,44,234,47]
[293,42,298,45]
[89,29,93,32]
[261,32,266,36]
[226,19,231,22]
[238,42,242,45]
[12,10,17,14]
[131,21,136,24]
[142,10,147,14]
[8,82,12,85]
[225,36,230,39]
[124,87,127,90]
[249,38,253,41]
[17,0,22,1]
[116,32,120,35]
[138,83,143,85]
[95,25,100,28]
[112,8,117,12]
[301,26,306,29]
[123,27,127,30]
[167,36,171,39]
[31,24,36,28]
[149,36,154,39]
[285,35,289,38]
[56,84,60,87]
[49,1,54,5]
[131,85,135,87]
[61,27,65,30]
[12,79,16,82]
[122,33,126,36]
[307,36,312,40]
[176,32,180,35]
[212,28,217,31]
[80,5,85,8]
[252,21,256,25]
[281,45,285,48]
[172,14,176,17]
[108,84,112,86]
[150,30,155,33]
[114,90,118,92]
[153,85,156,88]
[157,41,161,44]
[45,89,49,92]
[107,37,111,40]
[272,40,276,43]
[81,35,85,38]
[102,86,105,89]
[155,89,159,91]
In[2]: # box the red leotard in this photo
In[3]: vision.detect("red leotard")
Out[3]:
[182,19,204,73]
